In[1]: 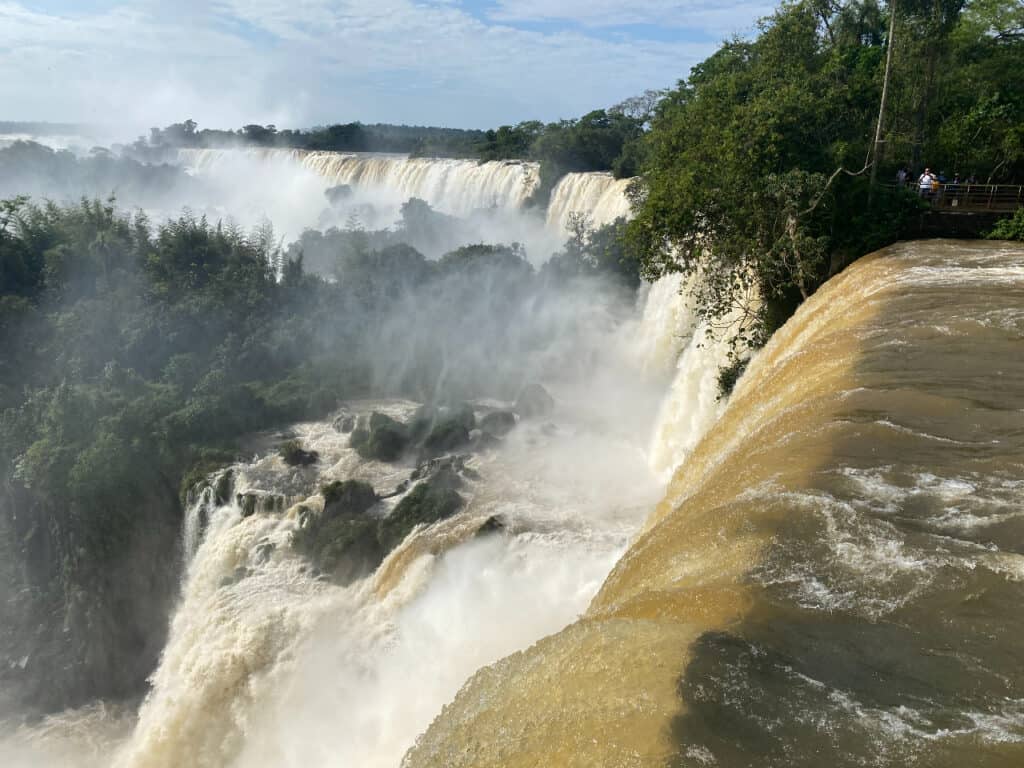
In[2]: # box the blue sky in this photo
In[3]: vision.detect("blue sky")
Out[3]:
[1,1,773,137]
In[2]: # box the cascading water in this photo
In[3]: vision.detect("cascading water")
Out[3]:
[99,265,723,768]
[545,172,634,236]
[178,149,540,218]
[174,149,637,259]
[402,240,1024,768]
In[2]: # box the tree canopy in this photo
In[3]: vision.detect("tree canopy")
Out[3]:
[627,0,1023,348]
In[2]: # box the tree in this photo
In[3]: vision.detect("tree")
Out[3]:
[627,1,908,349]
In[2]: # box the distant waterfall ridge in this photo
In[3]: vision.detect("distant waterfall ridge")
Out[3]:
[178,148,538,216]
[177,149,634,246]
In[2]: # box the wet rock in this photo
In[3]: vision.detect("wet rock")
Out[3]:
[213,469,234,506]
[220,566,250,588]
[417,403,475,458]
[350,412,409,461]
[237,492,286,518]
[475,515,507,537]
[422,420,472,458]
[440,402,476,431]
[380,480,410,500]
[378,468,464,551]
[238,492,258,518]
[321,480,378,520]
[411,454,470,481]
[295,504,316,530]
[279,439,320,466]
[292,481,384,585]
[514,383,555,419]
[254,540,276,564]
[306,517,383,585]
[479,410,517,437]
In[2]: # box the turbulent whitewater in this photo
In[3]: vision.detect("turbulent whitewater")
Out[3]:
[404,239,1024,768]
[0,240,732,767]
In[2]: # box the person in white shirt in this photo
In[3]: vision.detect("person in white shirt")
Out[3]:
[918,168,936,197]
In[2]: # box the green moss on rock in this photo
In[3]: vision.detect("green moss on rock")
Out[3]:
[350,412,409,461]
[321,480,378,519]
[378,469,464,550]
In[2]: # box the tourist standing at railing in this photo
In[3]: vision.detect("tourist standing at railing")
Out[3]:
[918,168,936,198]
[897,167,908,186]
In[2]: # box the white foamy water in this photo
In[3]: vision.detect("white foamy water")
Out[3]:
[545,171,633,236]
[101,270,723,768]
[180,149,539,219]
[175,148,637,259]
[2,158,741,768]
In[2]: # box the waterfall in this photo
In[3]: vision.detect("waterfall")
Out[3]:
[98,265,724,768]
[403,240,1024,768]
[178,148,539,218]
[175,148,636,259]
[3,150,738,768]
[544,172,633,236]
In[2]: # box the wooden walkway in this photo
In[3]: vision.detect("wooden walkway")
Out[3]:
[888,183,1023,213]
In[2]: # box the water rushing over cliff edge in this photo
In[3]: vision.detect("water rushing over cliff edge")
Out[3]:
[176,148,635,254]
[403,239,1024,768]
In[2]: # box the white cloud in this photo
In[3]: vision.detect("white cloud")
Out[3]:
[0,0,760,132]
[487,0,775,34]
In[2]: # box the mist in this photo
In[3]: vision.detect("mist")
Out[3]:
[0,137,728,768]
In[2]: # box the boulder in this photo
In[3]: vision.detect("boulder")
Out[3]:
[422,420,472,457]
[416,403,475,457]
[350,412,409,461]
[514,383,555,419]
[238,492,258,518]
[279,439,320,467]
[475,515,507,537]
[439,402,476,431]
[321,480,378,520]
[213,469,234,505]
[479,410,517,437]
[292,481,385,585]
[301,517,384,585]
[378,468,464,551]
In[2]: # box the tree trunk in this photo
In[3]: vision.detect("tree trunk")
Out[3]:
[870,0,899,202]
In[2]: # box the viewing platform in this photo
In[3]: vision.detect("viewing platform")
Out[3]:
[886,183,1023,238]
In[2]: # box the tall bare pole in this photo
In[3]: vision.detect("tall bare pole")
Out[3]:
[869,0,898,202]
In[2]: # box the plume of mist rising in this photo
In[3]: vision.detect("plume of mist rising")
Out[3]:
[0,140,734,768]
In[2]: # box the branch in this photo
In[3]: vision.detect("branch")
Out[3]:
[798,162,872,219]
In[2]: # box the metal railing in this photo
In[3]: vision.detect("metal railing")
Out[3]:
[887,183,1024,213]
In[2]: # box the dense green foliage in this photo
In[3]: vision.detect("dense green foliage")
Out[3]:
[477,110,647,203]
[628,0,1023,347]
[133,119,491,159]
[987,206,1024,240]
[0,140,198,205]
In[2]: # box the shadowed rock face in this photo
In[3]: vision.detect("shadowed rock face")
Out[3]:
[402,240,1024,768]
